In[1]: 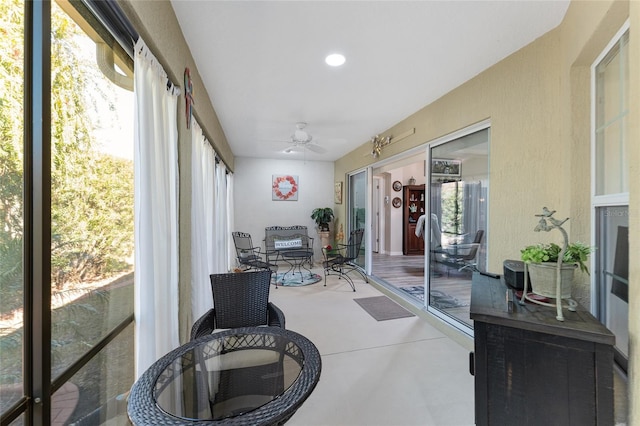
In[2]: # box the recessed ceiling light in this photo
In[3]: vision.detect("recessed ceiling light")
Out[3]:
[325,53,345,67]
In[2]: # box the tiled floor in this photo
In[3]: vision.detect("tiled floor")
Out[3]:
[51,382,79,425]
[269,266,476,426]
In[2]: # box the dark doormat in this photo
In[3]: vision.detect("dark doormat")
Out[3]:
[354,296,415,321]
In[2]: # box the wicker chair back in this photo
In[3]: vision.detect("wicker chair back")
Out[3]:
[211,271,272,329]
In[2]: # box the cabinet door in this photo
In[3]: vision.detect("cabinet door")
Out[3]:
[403,185,425,255]
[407,224,422,253]
[474,321,613,426]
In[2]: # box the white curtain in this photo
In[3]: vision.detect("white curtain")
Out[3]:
[133,38,181,377]
[214,160,230,272]
[226,173,235,270]
[191,119,216,320]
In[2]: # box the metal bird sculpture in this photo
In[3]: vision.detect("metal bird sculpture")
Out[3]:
[536,207,556,217]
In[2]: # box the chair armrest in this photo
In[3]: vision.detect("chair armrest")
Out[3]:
[238,246,264,260]
[267,302,286,328]
[442,243,479,257]
[441,231,468,245]
[190,308,215,341]
[322,247,341,260]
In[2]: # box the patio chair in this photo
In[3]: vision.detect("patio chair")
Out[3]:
[322,228,368,292]
[232,231,278,276]
[440,229,484,272]
[190,270,286,340]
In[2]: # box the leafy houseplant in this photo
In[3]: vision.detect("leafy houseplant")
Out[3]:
[310,208,334,232]
[521,241,593,275]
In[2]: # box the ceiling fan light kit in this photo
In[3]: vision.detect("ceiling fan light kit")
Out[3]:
[292,122,312,143]
[282,122,327,155]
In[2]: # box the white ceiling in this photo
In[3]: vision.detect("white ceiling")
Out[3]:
[170,1,570,162]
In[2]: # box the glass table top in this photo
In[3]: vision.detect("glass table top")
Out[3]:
[153,330,304,421]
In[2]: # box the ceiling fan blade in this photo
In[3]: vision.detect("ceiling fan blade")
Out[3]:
[283,145,300,153]
[306,143,326,154]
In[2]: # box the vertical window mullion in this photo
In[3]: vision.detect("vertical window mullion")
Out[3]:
[25,0,52,424]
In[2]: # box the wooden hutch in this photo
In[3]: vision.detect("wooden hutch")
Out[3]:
[402,184,425,255]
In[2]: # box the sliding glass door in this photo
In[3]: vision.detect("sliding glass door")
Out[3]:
[348,170,367,269]
[426,125,489,332]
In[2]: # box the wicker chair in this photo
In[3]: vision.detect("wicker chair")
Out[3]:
[190,270,286,340]
[322,228,368,292]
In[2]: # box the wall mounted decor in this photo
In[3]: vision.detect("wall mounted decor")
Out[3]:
[392,197,402,208]
[432,159,461,177]
[370,134,391,158]
[272,175,299,201]
[392,181,402,192]
[334,181,343,204]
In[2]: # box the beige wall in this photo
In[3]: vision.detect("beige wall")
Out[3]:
[336,0,637,421]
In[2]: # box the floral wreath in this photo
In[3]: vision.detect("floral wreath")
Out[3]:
[272,175,298,200]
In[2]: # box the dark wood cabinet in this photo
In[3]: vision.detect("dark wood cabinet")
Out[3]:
[402,185,425,255]
[470,274,615,426]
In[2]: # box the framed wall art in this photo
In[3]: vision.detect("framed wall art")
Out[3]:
[334,181,343,204]
[272,175,299,201]
[431,159,461,177]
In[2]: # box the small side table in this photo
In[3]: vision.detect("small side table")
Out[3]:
[280,250,314,282]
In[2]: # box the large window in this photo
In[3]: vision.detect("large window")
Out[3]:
[594,29,629,196]
[0,0,25,413]
[0,1,135,424]
[592,23,629,369]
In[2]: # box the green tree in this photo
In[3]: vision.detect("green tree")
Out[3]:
[0,0,26,315]
[49,4,134,287]
[1,0,134,308]
[440,181,464,235]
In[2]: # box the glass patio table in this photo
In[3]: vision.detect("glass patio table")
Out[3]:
[280,249,314,281]
[127,327,322,425]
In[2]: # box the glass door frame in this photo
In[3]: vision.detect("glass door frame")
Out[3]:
[425,120,491,337]
[346,168,371,272]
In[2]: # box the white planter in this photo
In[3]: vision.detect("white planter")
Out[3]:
[317,231,331,248]
[527,262,576,299]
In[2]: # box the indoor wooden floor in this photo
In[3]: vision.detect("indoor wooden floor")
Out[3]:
[371,251,473,327]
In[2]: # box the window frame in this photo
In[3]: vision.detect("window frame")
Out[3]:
[0,1,136,424]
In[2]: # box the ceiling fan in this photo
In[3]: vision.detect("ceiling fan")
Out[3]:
[283,122,327,154]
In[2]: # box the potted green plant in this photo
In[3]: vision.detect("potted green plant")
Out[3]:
[310,207,334,232]
[519,208,594,320]
[521,241,592,298]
